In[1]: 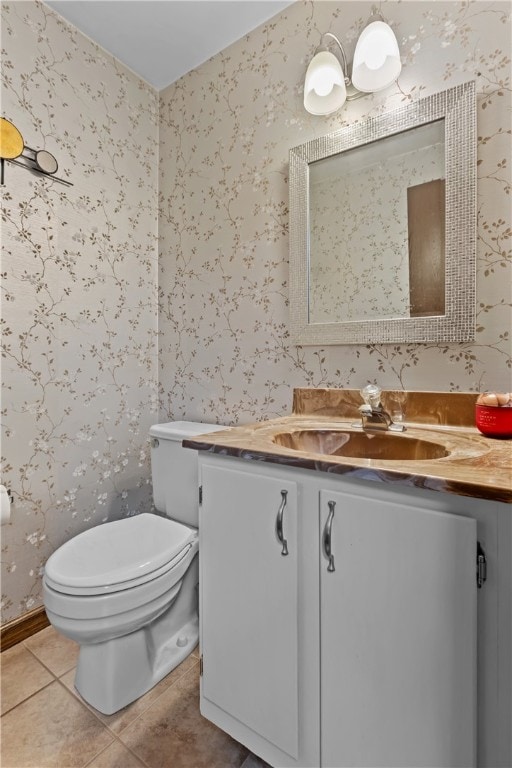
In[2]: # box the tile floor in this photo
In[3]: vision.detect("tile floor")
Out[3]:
[0,626,271,768]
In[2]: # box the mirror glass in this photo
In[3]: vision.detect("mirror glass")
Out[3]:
[289,82,476,345]
[309,121,445,324]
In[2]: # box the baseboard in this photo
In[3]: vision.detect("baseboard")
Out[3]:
[1,606,50,651]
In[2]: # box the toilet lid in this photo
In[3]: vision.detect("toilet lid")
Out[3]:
[44,513,197,593]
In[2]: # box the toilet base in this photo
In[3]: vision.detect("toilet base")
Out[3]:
[74,615,198,714]
[72,554,200,715]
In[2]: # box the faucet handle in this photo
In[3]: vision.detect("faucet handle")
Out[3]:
[360,384,382,410]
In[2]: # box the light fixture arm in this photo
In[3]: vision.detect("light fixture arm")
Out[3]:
[316,32,364,102]
[368,4,385,22]
[319,32,350,86]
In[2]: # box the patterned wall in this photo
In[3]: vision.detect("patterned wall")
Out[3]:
[1,1,159,622]
[159,0,511,425]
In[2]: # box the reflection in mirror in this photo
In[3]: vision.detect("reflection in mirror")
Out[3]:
[289,81,476,345]
[309,121,445,324]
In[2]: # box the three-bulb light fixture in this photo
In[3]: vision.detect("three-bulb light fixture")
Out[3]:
[303,8,402,115]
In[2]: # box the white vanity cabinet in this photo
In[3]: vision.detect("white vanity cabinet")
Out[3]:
[199,454,508,768]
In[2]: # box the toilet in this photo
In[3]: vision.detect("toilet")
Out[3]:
[42,421,226,715]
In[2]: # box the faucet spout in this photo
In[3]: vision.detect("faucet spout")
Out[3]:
[358,385,405,433]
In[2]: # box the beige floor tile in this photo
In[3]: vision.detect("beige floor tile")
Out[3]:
[0,680,114,768]
[241,753,273,768]
[119,666,249,768]
[84,740,146,767]
[61,654,199,733]
[24,625,79,676]
[1,643,54,715]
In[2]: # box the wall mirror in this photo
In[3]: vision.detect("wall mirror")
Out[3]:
[289,81,476,345]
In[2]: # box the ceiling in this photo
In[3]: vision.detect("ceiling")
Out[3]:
[45,0,294,91]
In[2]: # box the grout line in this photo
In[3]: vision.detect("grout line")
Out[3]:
[53,656,199,738]
[120,739,153,768]
[81,741,114,768]
[113,662,201,767]
[54,675,114,728]
[47,677,119,763]
[81,733,151,768]
[113,657,200,737]
[2,645,199,767]
[66,662,200,768]
[22,641,77,680]
[0,652,245,768]
[0,677,56,718]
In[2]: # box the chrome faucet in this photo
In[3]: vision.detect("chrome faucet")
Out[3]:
[357,384,405,433]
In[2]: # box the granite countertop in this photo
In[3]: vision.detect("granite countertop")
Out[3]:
[184,389,512,504]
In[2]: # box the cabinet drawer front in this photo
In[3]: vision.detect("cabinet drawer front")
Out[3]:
[201,463,299,760]
[320,488,477,768]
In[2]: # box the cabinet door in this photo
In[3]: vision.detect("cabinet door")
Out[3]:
[200,462,299,760]
[320,488,477,768]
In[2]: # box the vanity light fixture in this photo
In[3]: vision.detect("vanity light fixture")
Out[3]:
[351,10,402,93]
[303,8,402,116]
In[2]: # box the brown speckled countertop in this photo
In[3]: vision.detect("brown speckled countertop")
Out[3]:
[184,389,512,504]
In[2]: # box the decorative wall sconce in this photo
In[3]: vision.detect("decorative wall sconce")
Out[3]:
[0,117,73,187]
[303,7,402,115]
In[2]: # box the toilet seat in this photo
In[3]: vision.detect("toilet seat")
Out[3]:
[43,538,197,620]
[44,513,197,596]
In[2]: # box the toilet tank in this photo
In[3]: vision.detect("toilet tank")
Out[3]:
[149,421,227,527]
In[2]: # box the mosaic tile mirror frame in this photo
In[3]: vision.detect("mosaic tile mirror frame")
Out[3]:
[289,81,476,345]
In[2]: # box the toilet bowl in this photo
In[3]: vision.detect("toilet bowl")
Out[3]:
[42,421,227,715]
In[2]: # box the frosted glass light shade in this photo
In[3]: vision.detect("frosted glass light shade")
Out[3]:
[304,50,347,115]
[351,20,401,93]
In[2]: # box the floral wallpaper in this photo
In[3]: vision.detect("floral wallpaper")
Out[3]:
[1,0,511,625]
[309,138,444,323]
[159,0,511,425]
[1,1,159,623]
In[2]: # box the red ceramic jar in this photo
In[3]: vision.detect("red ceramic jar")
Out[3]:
[475,404,512,438]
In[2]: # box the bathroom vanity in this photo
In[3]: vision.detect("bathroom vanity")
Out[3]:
[185,389,511,768]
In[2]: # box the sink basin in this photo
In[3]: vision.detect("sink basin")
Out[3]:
[272,429,449,461]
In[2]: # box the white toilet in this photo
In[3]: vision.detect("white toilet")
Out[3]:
[43,421,226,715]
